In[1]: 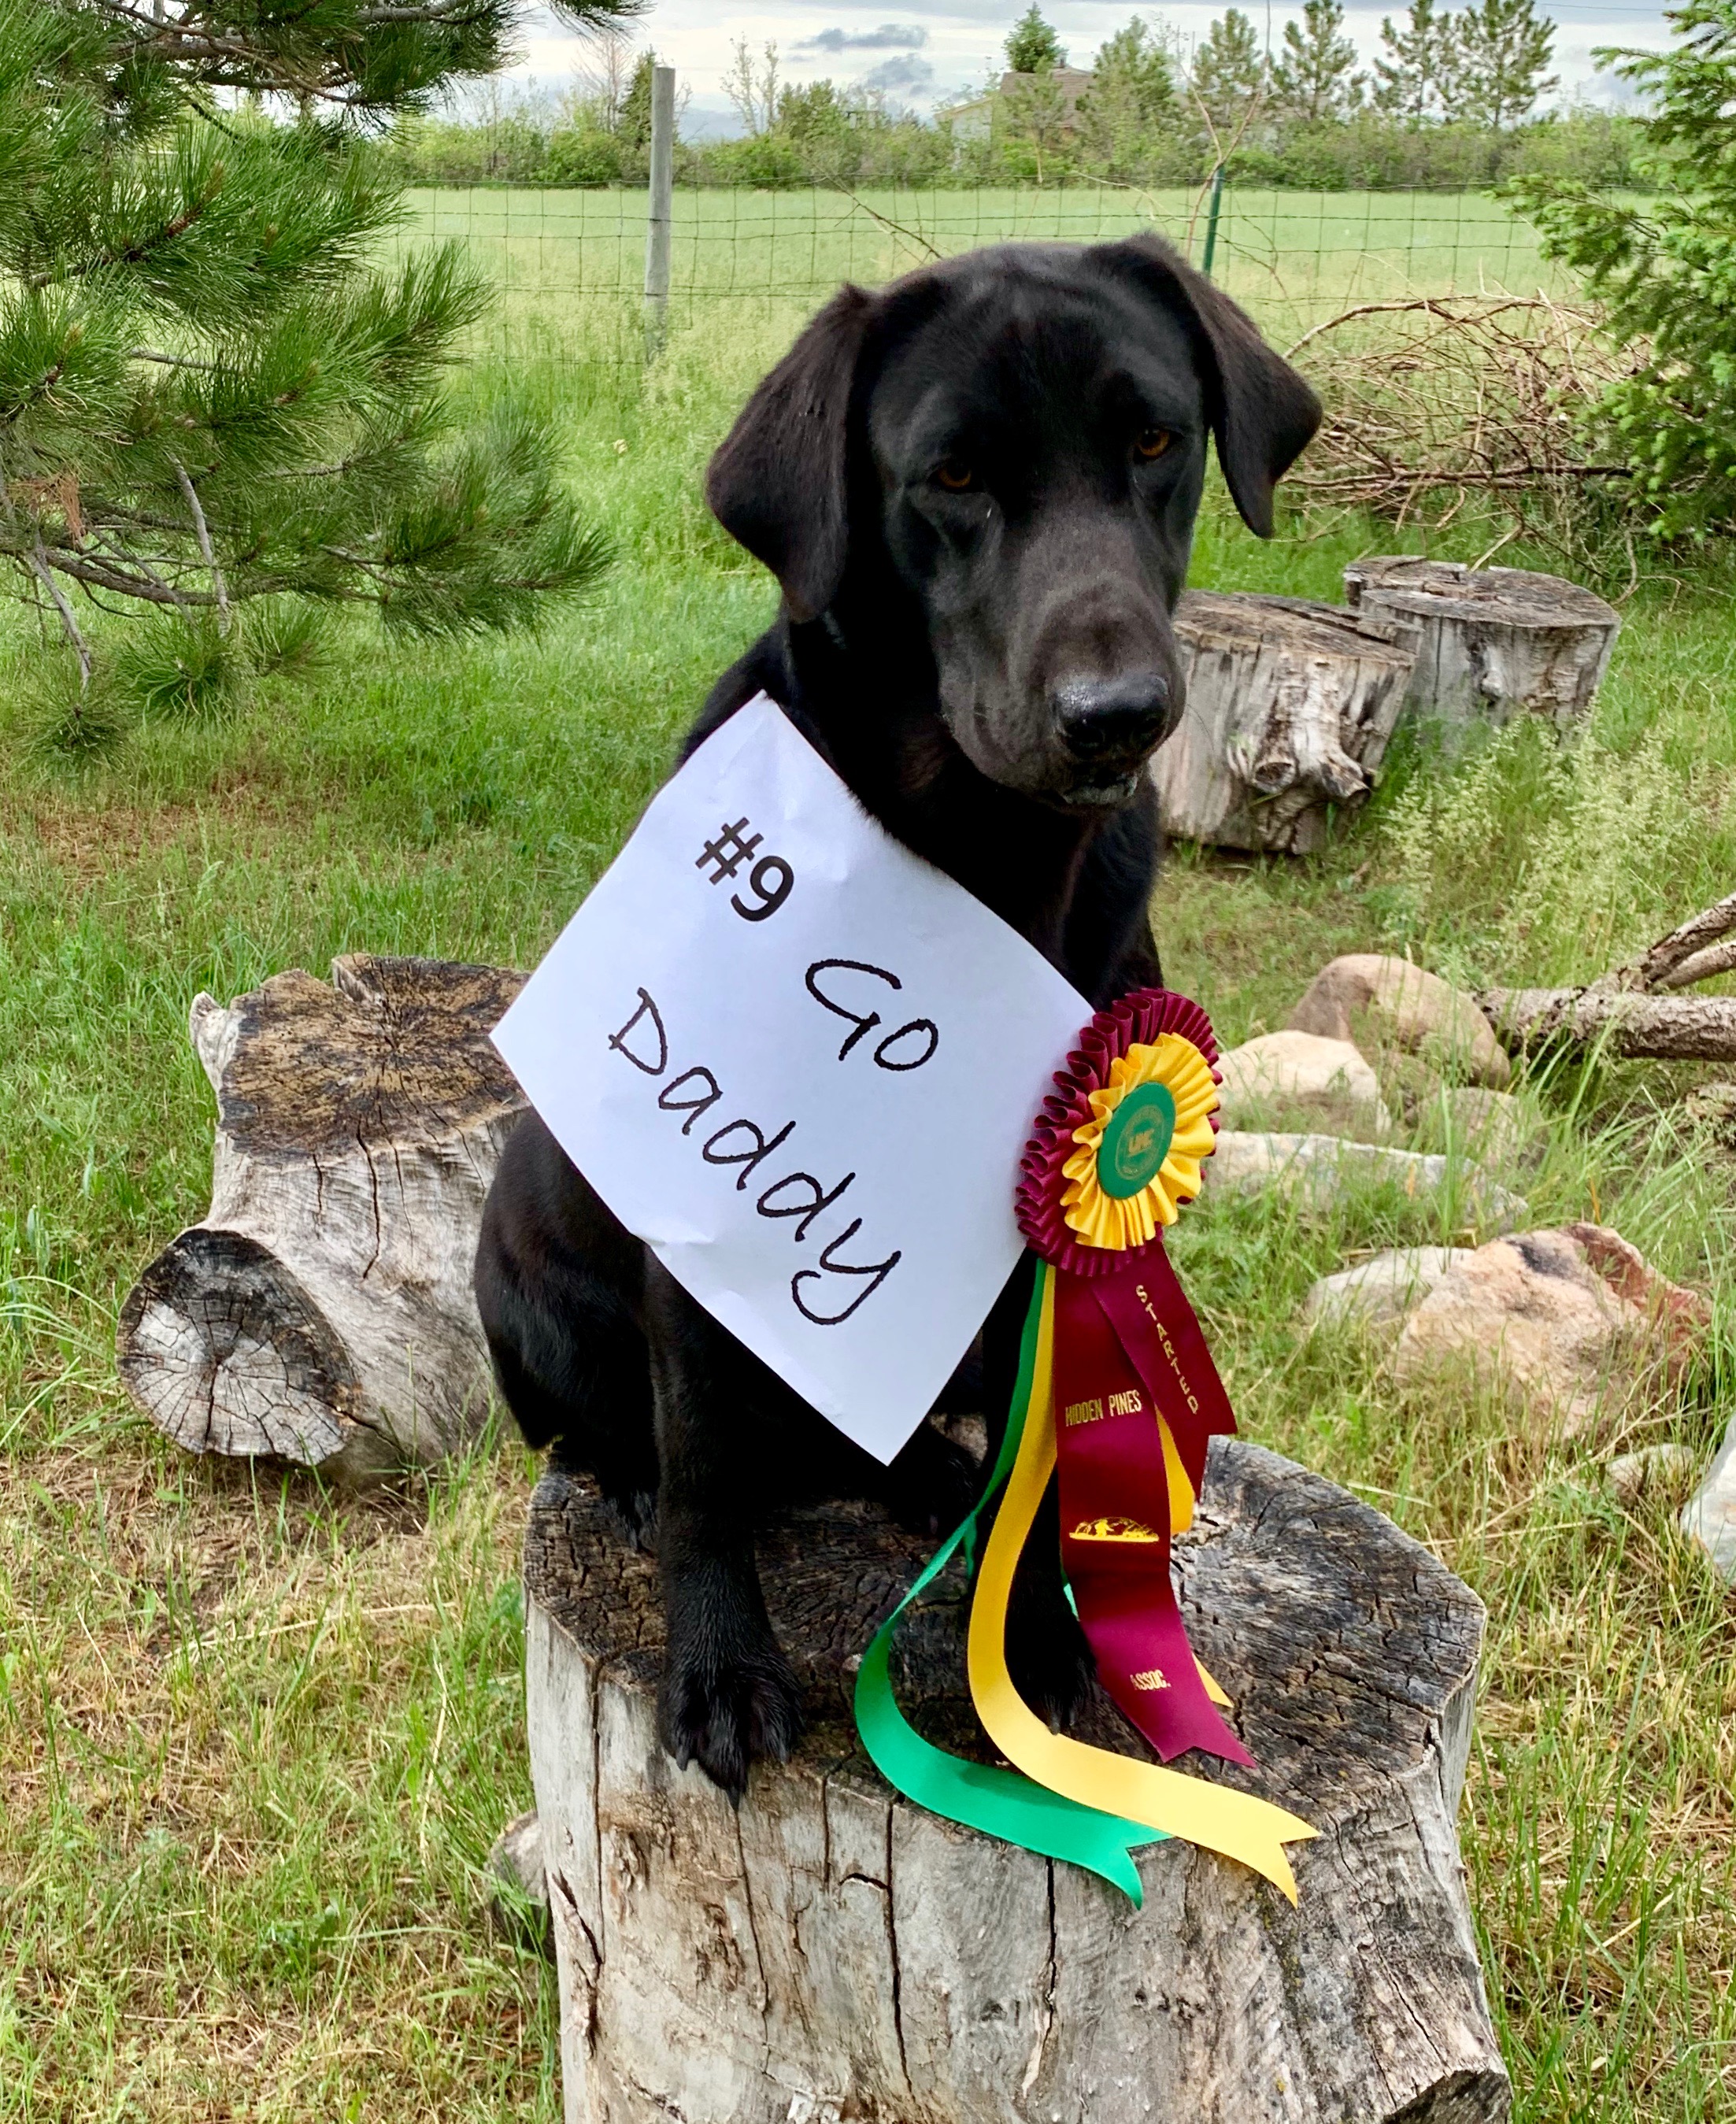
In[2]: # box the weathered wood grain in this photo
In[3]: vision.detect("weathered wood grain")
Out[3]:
[117,953,526,1480]
[1154,591,1418,855]
[525,1440,1508,2123]
[1343,557,1617,733]
[1477,986,1736,1061]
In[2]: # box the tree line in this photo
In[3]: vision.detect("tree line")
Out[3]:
[388,2,1641,194]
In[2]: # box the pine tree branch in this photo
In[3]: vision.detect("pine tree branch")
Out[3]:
[24,538,93,691]
[9,542,222,609]
[32,172,224,289]
[131,348,221,372]
[170,457,230,634]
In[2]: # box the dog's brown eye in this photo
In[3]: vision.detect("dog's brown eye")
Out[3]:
[935,460,975,491]
[1134,428,1173,461]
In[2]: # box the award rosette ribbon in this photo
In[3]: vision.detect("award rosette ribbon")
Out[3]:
[852,988,1317,1904]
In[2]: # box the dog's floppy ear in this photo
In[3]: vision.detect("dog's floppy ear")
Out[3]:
[1098,234,1321,538]
[705,283,878,623]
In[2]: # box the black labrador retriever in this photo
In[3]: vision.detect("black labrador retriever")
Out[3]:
[476,235,1320,1799]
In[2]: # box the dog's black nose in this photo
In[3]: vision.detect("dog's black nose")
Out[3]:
[1052,673,1172,762]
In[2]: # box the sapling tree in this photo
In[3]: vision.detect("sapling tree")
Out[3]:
[1,0,632,726]
[1004,6,1068,75]
[1372,0,1452,121]
[1188,8,1268,152]
[1269,0,1365,125]
[1443,0,1556,128]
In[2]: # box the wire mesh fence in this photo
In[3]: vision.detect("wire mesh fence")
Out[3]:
[389,179,1568,368]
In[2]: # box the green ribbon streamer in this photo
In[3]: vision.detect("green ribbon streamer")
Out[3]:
[852,1260,1168,1904]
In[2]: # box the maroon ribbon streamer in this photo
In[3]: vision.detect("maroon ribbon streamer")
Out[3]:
[1052,1251,1251,1769]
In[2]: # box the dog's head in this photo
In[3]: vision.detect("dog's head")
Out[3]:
[705,236,1320,812]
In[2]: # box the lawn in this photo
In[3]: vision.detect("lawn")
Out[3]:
[2,218,1733,2120]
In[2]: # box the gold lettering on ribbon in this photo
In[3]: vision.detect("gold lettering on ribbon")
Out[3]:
[1069,1515,1163,1544]
[1131,1667,1170,1691]
[1063,1397,1105,1427]
[1134,1283,1201,1415]
[1106,1388,1144,1418]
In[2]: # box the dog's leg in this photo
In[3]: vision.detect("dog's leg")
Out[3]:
[646,1260,804,1802]
[476,1118,661,1544]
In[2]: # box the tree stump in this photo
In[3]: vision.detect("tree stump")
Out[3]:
[1342,557,1619,734]
[1155,591,1418,855]
[525,1440,1508,2124]
[117,955,526,1482]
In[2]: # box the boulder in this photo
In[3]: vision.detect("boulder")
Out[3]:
[1205,1131,1527,1227]
[1394,1228,1708,1434]
[1603,1442,1701,1509]
[486,1808,553,1957]
[1561,1222,1712,1381]
[1305,1247,1477,1330]
[1215,1030,1394,1138]
[1681,1416,1736,1582]
[1288,954,1510,1091]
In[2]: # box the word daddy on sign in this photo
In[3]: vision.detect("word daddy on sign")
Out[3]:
[491,693,1092,1463]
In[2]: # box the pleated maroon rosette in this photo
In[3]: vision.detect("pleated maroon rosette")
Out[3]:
[1014,988,1222,1278]
[1008,985,1253,1769]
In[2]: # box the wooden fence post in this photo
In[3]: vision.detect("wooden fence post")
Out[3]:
[644,65,676,358]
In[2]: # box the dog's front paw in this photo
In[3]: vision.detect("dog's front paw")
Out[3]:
[1007,1600,1097,1732]
[658,1638,805,1804]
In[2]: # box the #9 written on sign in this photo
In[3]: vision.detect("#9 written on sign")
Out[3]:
[608,809,944,1327]
[490,693,1090,1458]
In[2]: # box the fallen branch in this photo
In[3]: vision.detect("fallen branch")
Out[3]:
[1477,987,1736,1061]
[1479,891,1736,1058]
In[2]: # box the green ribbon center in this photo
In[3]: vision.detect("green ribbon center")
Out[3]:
[1096,1080,1176,1199]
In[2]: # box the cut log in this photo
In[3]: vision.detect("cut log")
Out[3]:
[525,1441,1508,2124]
[1343,557,1619,733]
[1477,986,1736,1062]
[1155,590,1418,855]
[117,955,526,1481]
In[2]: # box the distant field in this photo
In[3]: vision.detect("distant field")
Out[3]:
[392,183,1568,358]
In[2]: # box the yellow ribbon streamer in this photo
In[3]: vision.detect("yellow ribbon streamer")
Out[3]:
[967,1263,1317,1903]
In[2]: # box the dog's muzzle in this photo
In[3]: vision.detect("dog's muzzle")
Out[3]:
[1053,670,1173,776]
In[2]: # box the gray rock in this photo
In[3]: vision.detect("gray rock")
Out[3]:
[1216,1031,1394,1139]
[1305,1247,1478,1330]
[1681,1416,1736,1582]
[485,1808,553,1956]
[1604,1442,1700,1508]
[1206,1130,1527,1227]
[1288,953,1511,1090]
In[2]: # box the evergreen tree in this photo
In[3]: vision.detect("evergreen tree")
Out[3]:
[1512,0,1736,535]
[1189,8,1267,147]
[1443,0,1557,128]
[1005,5,1068,75]
[1078,17,1178,175]
[1372,0,1451,121]
[3,0,627,716]
[1269,0,1365,123]
[619,51,657,148]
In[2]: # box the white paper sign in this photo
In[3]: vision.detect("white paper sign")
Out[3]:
[490,693,1090,1463]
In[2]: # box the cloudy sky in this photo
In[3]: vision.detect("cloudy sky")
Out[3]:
[505,0,1672,134]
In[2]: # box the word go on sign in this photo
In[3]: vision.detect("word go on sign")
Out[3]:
[491,694,1090,1463]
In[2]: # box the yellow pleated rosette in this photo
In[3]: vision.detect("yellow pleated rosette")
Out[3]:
[1060,1034,1219,1251]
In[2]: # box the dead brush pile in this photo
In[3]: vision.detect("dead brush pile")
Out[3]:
[1284,296,1647,581]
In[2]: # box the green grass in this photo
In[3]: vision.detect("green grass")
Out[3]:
[2,225,1734,2118]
